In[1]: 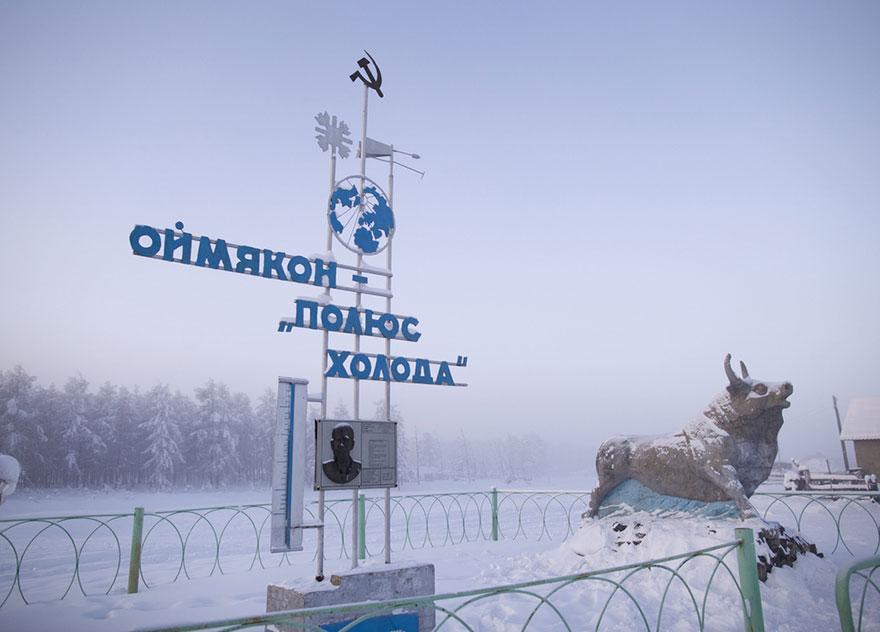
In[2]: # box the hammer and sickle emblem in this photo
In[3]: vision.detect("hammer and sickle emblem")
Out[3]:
[349,50,384,98]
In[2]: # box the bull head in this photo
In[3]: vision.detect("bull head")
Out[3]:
[724,354,747,393]
[724,354,793,418]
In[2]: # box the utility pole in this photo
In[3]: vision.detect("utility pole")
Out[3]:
[833,395,851,471]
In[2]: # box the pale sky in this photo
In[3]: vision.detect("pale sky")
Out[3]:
[1,1,878,465]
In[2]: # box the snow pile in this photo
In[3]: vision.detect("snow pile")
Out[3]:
[468,512,841,631]
[0,454,20,504]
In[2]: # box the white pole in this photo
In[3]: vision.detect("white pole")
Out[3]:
[354,250,362,422]
[353,82,369,424]
[385,149,394,418]
[384,488,391,564]
[351,488,359,569]
[350,82,370,569]
[326,152,336,253]
[316,490,325,581]
[316,137,337,583]
[322,150,336,418]
[384,147,394,564]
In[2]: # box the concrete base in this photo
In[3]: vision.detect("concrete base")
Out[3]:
[267,561,435,631]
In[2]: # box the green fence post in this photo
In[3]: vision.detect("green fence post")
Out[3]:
[358,494,366,560]
[127,507,144,594]
[491,488,499,541]
[836,555,880,632]
[836,563,856,632]
[734,527,765,632]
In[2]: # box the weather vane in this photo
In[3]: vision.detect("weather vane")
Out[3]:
[349,50,383,98]
[314,111,352,158]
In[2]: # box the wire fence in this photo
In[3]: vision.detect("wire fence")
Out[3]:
[835,554,880,632]
[134,531,762,632]
[752,491,880,556]
[1,489,877,609]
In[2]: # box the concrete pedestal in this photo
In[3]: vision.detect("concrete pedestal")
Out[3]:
[267,561,435,631]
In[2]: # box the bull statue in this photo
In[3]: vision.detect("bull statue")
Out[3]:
[585,355,793,520]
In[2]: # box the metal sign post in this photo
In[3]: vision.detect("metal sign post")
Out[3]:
[129,51,468,587]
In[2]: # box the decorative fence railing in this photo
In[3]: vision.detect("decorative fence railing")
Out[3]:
[836,554,880,632]
[752,492,880,556]
[1,489,877,610]
[0,489,589,607]
[358,489,590,557]
[133,529,764,632]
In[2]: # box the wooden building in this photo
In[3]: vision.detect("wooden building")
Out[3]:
[840,397,880,477]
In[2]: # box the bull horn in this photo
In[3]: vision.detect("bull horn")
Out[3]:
[724,354,744,386]
[740,361,750,379]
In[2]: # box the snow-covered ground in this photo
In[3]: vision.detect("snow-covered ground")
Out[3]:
[0,474,592,517]
[0,475,877,631]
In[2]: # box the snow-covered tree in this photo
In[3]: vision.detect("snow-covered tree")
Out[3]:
[114,386,148,486]
[419,431,443,480]
[493,433,548,483]
[229,391,256,482]
[140,384,184,490]
[34,383,65,486]
[248,388,276,483]
[59,375,105,487]
[332,400,351,420]
[453,431,474,483]
[190,380,241,487]
[91,382,121,486]
[305,405,318,481]
[0,365,45,485]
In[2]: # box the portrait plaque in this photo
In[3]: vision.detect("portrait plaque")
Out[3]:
[315,419,397,490]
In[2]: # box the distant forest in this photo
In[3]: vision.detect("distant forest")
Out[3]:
[0,365,548,489]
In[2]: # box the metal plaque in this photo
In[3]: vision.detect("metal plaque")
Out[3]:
[315,419,397,490]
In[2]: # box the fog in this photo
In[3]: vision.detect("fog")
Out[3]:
[1,2,878,474]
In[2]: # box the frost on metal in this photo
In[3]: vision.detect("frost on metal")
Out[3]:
[586,355,794,520]
[314,111,353,158]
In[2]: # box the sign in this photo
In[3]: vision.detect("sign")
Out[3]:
[129,222,395,299]
[328,175,394,255]
[325,350,465,387]
[129,56,464,577]
[280,300,420,341]
[315,419,397,491]
[130,222,337,287]
[270,377,308,552]
[321,613,418,632]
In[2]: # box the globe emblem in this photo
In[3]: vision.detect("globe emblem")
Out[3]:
[327,175,395,255]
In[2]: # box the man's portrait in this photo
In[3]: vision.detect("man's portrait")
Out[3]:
[322,422,362,484]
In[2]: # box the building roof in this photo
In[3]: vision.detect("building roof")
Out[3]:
[840,397,880,441]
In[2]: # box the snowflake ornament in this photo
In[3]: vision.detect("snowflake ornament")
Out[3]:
[314,111,353,158]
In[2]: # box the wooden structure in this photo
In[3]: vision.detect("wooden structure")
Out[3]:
[840,397,880,477]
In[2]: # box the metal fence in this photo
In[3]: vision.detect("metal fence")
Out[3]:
[752,492,880,556]
[133,529,764,632]
[1,489,877,609]
[836,554,880,632]
[0,489,591,606]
